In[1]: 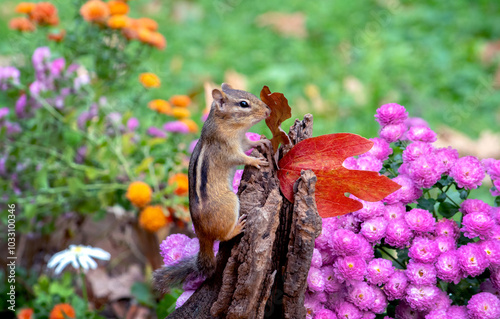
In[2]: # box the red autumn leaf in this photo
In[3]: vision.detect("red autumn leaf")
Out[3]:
[260,86,292,152]
[278,133,401,218]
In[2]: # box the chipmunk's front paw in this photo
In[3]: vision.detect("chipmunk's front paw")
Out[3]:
[249,156,268,169]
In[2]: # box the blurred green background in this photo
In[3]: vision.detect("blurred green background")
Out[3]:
[1,0,500,138]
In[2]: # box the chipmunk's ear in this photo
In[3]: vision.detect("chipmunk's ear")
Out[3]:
[221,83,233,93]
[212,89,226,108]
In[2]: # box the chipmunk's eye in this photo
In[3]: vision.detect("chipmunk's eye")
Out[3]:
[239,101,250,108]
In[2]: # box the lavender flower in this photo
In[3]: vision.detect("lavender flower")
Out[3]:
[404,208,436,233]
[458,243,489,277]
[159,233,190,266]
[147,126,167,138]
[467,292,500,319]
[32,46,51,71]
[50,57,65,77]
[462,211,495,240]
[0,66,20,90]
[384,269,409,300]
[406,262,437,286]
[164,121,190,134]
[127,117,139,131]
[450,156,485,189]
[366,258,394,285]
[175,290,195,309]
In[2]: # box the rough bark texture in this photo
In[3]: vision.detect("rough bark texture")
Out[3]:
[166,114,321,319]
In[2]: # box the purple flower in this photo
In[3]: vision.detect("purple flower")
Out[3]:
[436,250,462,284]
[307,267,325,292]
[380,123,407,143]
[356,156,383,172]
[305,292,325,318]
[361,312,376,319]
[311,248,323,268]
[434,147,459,174]
[491,266,500,290]
[75,146,87,164]
[347,281,375,311]
[366,258,394,285]
[147,126,167,138]
[403,142,434,163]
[328,229,362,256]
[232,169,243,193]
[385,219,414,248]
[405,284,441,312]
[467,292,500,319]
[352,200,385,222]
[183,238,200,258]
[481,279,500,299]
[358,236,375,262]
[405,208,436,233]
[483,158,500,180]
[5,122,21,135]
[50,57,65,77]
[406,262,437,286]
[127,117,139,131]
[406,117,429,128]
[395,300,423,319]
[338,213,360,232]
[406,126,437,143]
[462,211,495,240]
[458,243,489,277]
[164,121,190,134]
[434,218,460,239]
[0,107,9,120]
[384,269,409,300]
[446,306,469,319]
[460,199,491,216]
[360,137,393,161]
[435,236,456,254]
[384,204,406,221]
[430,289,452,311]
[491,179,500,197]
[375,103,408,126]
[407,154,445,188]
[32,47,51,71]
[343,156,358,169]
[333,255,366,282]
[383,175,422,205]
[425,310,447,319]
[159,233,191,266]
[175,290,195,309]
[183,275,205,291]
[29,80,46,96]
[74,72,90,90]
[315,217,339,252]
[370,286,388,314]
[361,217,388,243]
[314,309,336,319]
[0,66,21,90]
[321,266,342,293]
[244,132,261,156]
[479,240,500,267]
[450,156,485,189]
[336,301,363,319]
[408,236,440,263]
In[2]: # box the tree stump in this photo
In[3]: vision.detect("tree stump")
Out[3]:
[166,115,322,319]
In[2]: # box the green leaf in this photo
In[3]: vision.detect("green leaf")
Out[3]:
[131,282,155,307]
[438,202,459,218]
[67,177,85,195]
[437,192,447,203]
[495,196,500,207]
[35,166,49,190]
[63,129,83,148]
[135,156,154,175]
[156,288,183,317]
[417,198,436,212]
[459,189,469,200]
[24,204,37,219]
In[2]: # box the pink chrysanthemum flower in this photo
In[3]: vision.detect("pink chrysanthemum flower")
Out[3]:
[406,262,437,286]
[352,200,385,222]
[461,211,495,240]
[336,301,363,319]
[360,137,393,161]
[333,255,367,282]
[446,305,469,319]
[450,156,485,189]
[356,155,383,172]
[457,243,489,277]
[435,236,456,254]
[434,147,459,174]
[407,154,445,188]
[329,229,362,256]
[402,142,435,163]
[366,258,394,286]
[405,284,441,312]
[435,250,462,284]
[321,266,342,293]
[380,123,407,143]
[460,199,491,216]
[395,300,424,319]
[347,281,376,311]
[479,240,500,267]
[375,103,408,126]
[384,269,409,300]
[385,219,414,249]
[383,204,406,221]
[405,208,436,234]
[360,217,388,243]
[434,218,460,239]
[383,175,422,205]
[307,267,325,292]
[371,286,388,314]
[406,126,437,143]
[467,292,500,319]
[483,158,500,179]
[408,236,440,263]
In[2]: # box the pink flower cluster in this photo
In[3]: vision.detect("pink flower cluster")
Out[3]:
[483,158,500,197]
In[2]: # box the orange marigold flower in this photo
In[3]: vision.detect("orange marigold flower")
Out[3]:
[170,95,191,107]
[15,2,36,14]
[80,0,110,22]
[139,205,170,232]
[49,303,76,319]
[9,17,36,32]
[180,118,199,133]
[31,2,59,26]
[107,15,130,29]
[107,0,129,15]
[139,73,160,88]
[172,107,191,119]
[18,308,34,319]
[48,29,66,42]
[136,17,158,31]
[126,181,152,207]
[168,173,189,196]
[148,99,172,115]
[149,32,166,50]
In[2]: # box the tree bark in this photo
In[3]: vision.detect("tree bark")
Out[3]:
[166,114,321,319]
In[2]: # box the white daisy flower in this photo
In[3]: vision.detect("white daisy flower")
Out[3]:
[47,245,110,274]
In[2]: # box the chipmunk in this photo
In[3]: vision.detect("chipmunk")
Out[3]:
[153,83,271,292]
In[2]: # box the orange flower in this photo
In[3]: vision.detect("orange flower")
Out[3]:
[136,17,158,31]
[139,205,171,232]
[107,0,129,15]
[180,118,199,133]
[170,95,191,107]
[149,32,166,50]
[172,107,191,119]
[80,0,110,22]
[31,2,59,26]
[17,308,34,319]
[15,2,36,14]
[168,173,189,196]
[139,73,160,88]
[148,99,172,115]
[49,304,76,319]
[9,17,36,32]
[126,181,152,207]
[107,15,130,29]
[48,29,66,42]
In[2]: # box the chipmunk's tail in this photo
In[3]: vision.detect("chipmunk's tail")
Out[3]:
[153,239,215,293]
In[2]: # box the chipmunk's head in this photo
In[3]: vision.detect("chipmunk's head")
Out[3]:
[211,83,271,128]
